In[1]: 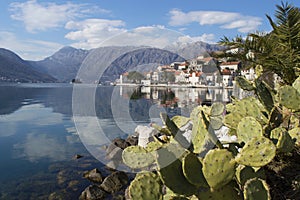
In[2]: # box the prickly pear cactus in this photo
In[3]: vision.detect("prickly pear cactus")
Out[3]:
[243,178,270,200]
[210,115,223,130]
[122,146,155,169]
[224,97,267,130]
[182,152,208,187]
[151,123,171,135]
[235,165,266,186]
[292,76,300,94]
[237,117,263,143]
[236,76,255,91]
[156,147,197,196]
[289,127,300,146]
[235,136,276,167]
[128,172,162,200]
[211,102,225,116]
[197,183,242,200]
[255,79,274,113]
[191,114,212,154]
[171,116,190,129]
[160,113,190,149]
[145,141,164,153]
[202,149,236,189]
[279,85,300,111]
[270,127,294,153]
[224,113,243,130]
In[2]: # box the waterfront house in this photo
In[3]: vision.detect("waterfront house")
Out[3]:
[219,61,242,73]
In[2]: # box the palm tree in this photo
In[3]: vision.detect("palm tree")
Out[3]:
[219,1,300,85]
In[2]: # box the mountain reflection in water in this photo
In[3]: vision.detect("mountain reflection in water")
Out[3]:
[0,83,238,199]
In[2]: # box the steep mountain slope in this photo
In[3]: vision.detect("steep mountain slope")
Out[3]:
[30,46,89,82]
[77,46,184,82]
[0,48,56,83]
[164,41,224,60]
[102,47,185,81]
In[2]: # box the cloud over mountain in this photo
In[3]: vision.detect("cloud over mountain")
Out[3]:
[169,9,262,33]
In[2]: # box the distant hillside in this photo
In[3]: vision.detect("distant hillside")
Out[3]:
[0,48,56,83]
[77,46,184,82]
[30,46,89,82]
[102,47,185,81]
[77,46,143,82]
[164,41,225,60]
[0,41,224,83]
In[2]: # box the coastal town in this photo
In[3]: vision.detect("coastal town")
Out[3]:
[116,48,256,88]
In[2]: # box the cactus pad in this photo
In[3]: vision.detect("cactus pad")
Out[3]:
[224,113,243,129]
[122,146,155,169]
[243,178,270,200]
[255,79,274,113]
[197,183,242,200]
[182,152,208,187]
[279,85,300,111]
[237,117,263,143]
[191,115,212,154]
[157,147,197,196]
[236,76,255,91]
[271,127,294,153]
[235,136,276,167]
[145,141,163,153]
[289,127,300,146]
[210,115,223,130]
[211,102,225,116]
[128,172,162,200]
[235,165,266,186]
[160,113,190,149]
[292,76,300,94]
[171,115,190,128]
[202,149,236,189]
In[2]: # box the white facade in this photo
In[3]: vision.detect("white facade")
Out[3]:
[222,74,233,87]
[141,79,151,86]
[189,72,199,86]
[241,68,256,81]
[220,62,241,72]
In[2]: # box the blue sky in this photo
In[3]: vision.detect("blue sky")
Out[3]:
[1,0,300,60]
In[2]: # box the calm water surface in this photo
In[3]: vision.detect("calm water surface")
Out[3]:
[0,83,234,199]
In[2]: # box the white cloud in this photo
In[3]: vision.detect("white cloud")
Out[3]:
[169,9,262,33]
[13,132,68,162]
[0,31,62,60]
[9,0,109,33]
[177,33,216,44]
[65,23,190,49]
[64,18,127,49]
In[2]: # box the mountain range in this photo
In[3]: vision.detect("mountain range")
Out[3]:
[0,48,56,83]
[0,42,224,83]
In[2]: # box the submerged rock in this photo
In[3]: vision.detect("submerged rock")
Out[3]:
[79,185,107,200]
[112,138,129,149]
[73,154,83,160]
[100,171,128,194]
[125,135,138,146]
[83,168,103,183]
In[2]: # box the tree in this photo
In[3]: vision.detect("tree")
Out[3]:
[219,1,300,85]
[127,71,145,83]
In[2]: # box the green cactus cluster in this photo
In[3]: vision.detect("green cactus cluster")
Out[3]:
[243,178,270,200]
[202,149,236,189]
[121,75,300,199]
[128,172,162,200]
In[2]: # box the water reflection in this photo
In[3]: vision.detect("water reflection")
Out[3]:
[0,83,239,198]
[118,86,233,116]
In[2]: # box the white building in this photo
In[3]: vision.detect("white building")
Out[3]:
[189,72,199,86]
[219,61,242,72]
[241,68,256,81]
